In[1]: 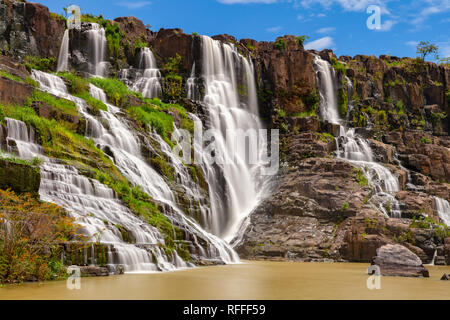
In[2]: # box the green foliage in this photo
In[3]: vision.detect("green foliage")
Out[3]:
[29,90,78,116]
[161,54,184,101]
[337,87,348,118]
[57,72,107,113]
[277,109,286,118]
[395,100,405,115]
[393,230,414,244]
[0,189,81,283]
[318,132,334,143]
[342,202,349,211]
[331,57,346,74]
[24,56,55,73]
[89,77,129,106]
[296,35,309,46]
[420,137,432,144]
[274,38,286,51]
[416,41,439,60]
[0,70,23,83]
[354,168,369,187]
[128,105,174,142]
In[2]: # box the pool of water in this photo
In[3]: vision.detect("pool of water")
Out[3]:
[1,261,450,300]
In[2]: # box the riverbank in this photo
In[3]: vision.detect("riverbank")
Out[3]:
[1,261,450,300]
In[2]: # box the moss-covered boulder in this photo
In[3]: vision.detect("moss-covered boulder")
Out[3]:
[0,158,40,194]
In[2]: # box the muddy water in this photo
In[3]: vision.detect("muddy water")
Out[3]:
[1,261,450,300]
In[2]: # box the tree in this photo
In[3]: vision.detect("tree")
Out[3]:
[416,41,439,61]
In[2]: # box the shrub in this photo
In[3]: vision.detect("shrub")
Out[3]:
[296,35,309,46]
[274,38,286,51]
[0,189,81,283]
[24,56,55,73]
[420,137,432,144]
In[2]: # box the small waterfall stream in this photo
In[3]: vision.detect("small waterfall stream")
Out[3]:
[130,47,162,98]
[56,29,69,72]
[434,197,450,226]
[314,56,402,218]
[87,23,108,77]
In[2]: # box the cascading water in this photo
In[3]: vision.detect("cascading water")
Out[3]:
[193,35,271,240]
[87,23,108,77]
[186,63,198,101]
[434,197,450,226]
[30,70,238,268]
[130,47,162,98]
[56,29,69,72]
[313,57,341,125]
[314,56,402,218]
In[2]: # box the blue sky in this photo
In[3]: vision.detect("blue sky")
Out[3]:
[40,0,449,60]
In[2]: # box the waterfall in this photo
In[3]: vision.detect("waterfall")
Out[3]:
[434,197,450,226]
[30,70,238,269]
[186,63,198,101]
[56,29,69,72]
[5,118,43,160]
[130,47,162,98]
[313,56,341,125]
[195,35,270,240]
[87,23,108,77]
[314,56,401,218]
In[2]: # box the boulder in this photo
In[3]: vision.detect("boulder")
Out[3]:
[79,266,109,277]
[371,244,430,277]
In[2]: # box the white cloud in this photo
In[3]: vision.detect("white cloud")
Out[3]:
[375,19,397,31]
[411,0,450,24]
[304,36,334,50]
[300,0,390,13]
[218,0,277,3]
[316,27,335,34]
[116,1,152,9]
[297,14,304,21]
[405,41,419,47]
[266,26,283,33]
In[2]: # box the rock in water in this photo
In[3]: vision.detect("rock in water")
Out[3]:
[371,244,430,277]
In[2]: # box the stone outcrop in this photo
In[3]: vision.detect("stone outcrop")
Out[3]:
[0,74,33,106]
[371,244,429,277]
[0,0,66,59]
[0,158,40,194]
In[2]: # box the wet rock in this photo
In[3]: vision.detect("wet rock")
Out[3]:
[79,266,110,277]
[371,244,429,277]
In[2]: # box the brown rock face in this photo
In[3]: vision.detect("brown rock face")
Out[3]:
[0,75,33,106]
[0,0,66,59]
[385,130,450,182]
[252,36,317,115]
[371,244,429,277]
[150,28,195,75]
[234,157,372,261]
